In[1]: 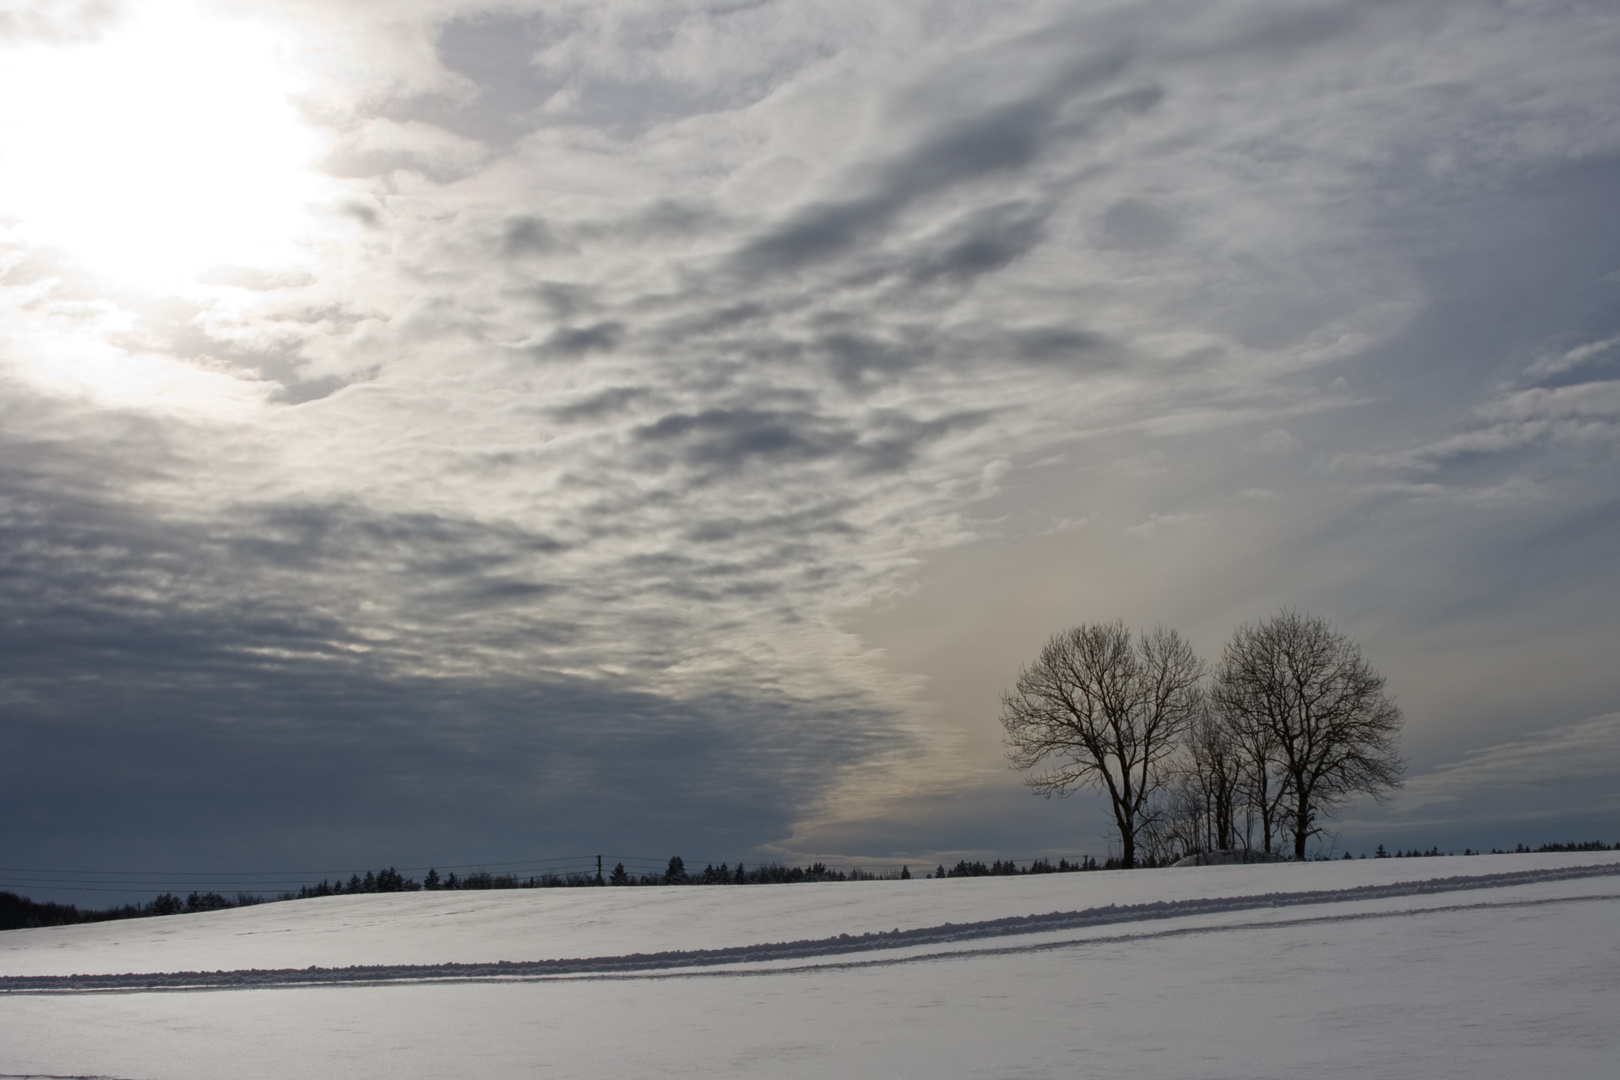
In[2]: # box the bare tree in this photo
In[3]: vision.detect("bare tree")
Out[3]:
[1178,704,1245,854]
[1143,769,1212,865]
[1001,621,1204,869]
[1213,611,1405,859]
[1212,684,1292,854]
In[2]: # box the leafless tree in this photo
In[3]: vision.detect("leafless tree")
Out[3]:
[1212,685,1292,854]
[1001,621,1204,869]
[1142,770,1212,865]
[1213,611,1405,859]
[1177,704,1246,854]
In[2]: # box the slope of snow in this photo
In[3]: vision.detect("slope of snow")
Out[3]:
[2,854,1618,1078]
[5,851,1615,977]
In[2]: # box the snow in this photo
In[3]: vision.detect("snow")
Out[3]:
[2,853,1618,1078]
[1173,847,1290,865]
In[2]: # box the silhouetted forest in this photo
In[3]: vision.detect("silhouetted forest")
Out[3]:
[1,889,266,931]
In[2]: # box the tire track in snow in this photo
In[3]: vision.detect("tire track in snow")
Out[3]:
[4,862,1617,995]
[680,891,1620,983]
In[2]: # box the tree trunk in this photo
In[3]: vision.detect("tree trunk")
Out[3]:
[1292,799,1311,859]
[1259,791,1274,854]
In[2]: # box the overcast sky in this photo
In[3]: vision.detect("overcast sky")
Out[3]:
[3,0,1618,900]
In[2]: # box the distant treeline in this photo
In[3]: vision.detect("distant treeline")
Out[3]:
[1,889,269,932]
[293,855,1106,894]
[4,840,1615,931]
[1373,841,1617,858]
[934,857,1101,877]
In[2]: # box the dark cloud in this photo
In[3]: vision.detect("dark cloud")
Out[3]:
[1214,1,1368,58]
[633,408,855,471]
[500,215,565,257]
[626,404,989,478]
[855,409,995,474]
[1,667,896,898]
[222,501,567,580]
[1095,198,1180,252]
[1005,326,1114,364]
[534,320,626,357]
[0,399,903,898]
[428,11,569,144]
[815,330,928,390]
[908,201,1051,284]
[682,502,858,546]
[730,65,1152,277]
[548,385,648,422]
[523,281,599,321]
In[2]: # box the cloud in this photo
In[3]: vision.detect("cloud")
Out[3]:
[1257,429,1300,455]
[0,0,118,43]
[397,4,834,146]
[500,214,566,257]
[1347,379,1620,472]
[1381,714,1620,827]
[0,388,906,872]
[322,117,491,182]
[1522,335,1620,381]
[907,201,1052,285]
[1095,198,1180,252]
[4,0,1620,878]
[1124,511,1203,538]
[728,71,1152,278]
[535,321,625,357]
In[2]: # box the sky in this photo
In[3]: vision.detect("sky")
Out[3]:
[2,0,1619,902]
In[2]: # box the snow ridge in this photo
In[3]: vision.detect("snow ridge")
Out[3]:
[5,862,1616,995]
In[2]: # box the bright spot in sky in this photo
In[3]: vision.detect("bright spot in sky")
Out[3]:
[0,0,330,292]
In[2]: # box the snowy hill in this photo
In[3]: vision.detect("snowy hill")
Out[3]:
[3,853,1618,1078]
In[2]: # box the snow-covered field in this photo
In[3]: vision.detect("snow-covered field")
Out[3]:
[3,853,1618,1078]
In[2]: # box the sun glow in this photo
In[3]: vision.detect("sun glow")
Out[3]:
[0,0,332,291]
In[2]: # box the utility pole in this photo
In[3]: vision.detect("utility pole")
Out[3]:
[596,854,604,885]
